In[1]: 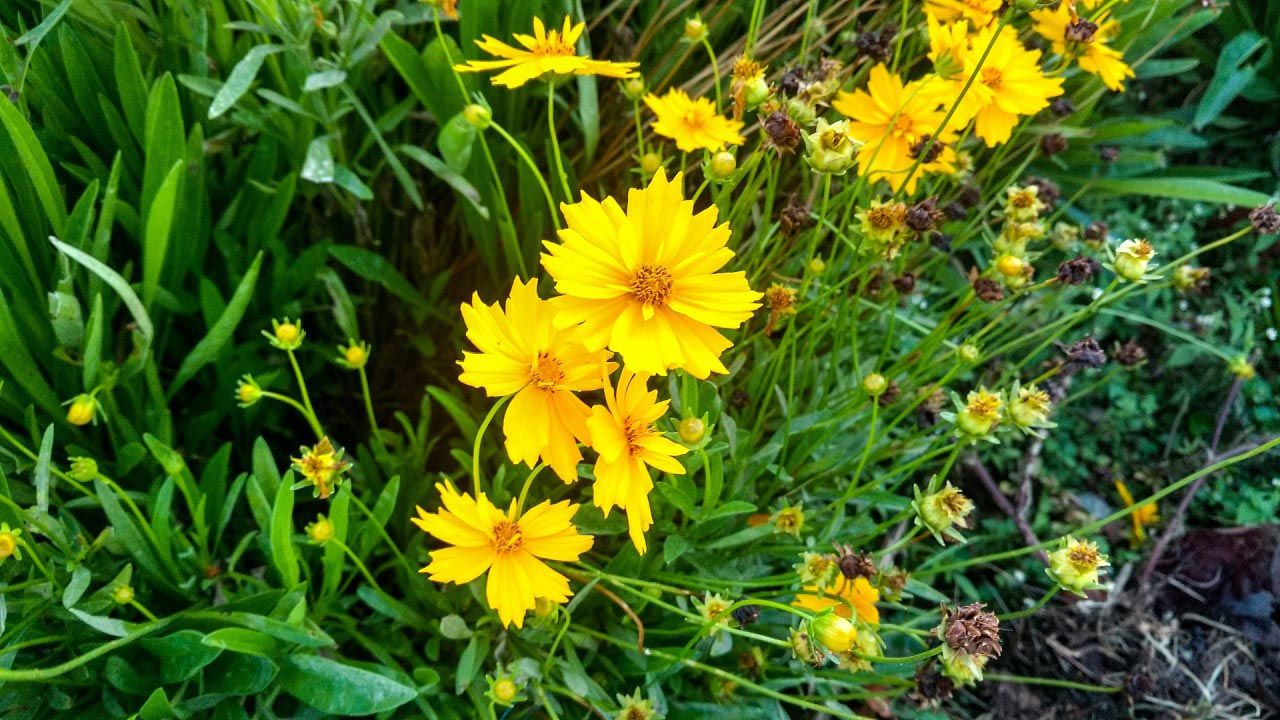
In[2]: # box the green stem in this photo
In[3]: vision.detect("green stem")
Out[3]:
[261,391,325,440]
[546,84,573,200]
[285,349,325,439]
[472,395,511,496]
[998,586,1060,621]
[490,122,561,230]
[0,619,171,682]
[984,673,1120,693]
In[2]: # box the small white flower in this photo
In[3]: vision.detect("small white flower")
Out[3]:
[1266,327,1278,342]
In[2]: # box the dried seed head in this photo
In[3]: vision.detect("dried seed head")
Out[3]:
[972,276,1005,303]
[1098,145,1120,163]
[1065,17,1099,43]
[834,543,878,580]
[779,201,815,236]
[905,198,943,232]
[778,67,807,96]
[892,272,917,295]
[1058,335,1107,368]
[911,662,956,708]
[1040,132,1068,156]
[732,604,761,626]
[908,134,944,164]
[1026,177,1060,207]
[1114,339,1147,368]
[1050,97,1075,117]
[876,380,901,407]
[941,603,1002,659]
[854,26,897,63]
[917,389,945,428]
[1249,204,1280,235]
[763,110,802,154]
[1056,256,1099,285]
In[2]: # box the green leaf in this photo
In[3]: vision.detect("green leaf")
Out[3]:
[62,565,92,608]
[425,386,478,440]
[0,92,66,232]
[1194,32,1270,129]
[169,252,264,394]
[141,630,223,682]
[49,237,154,349]
[301,137,335,184]
[14,0,72,51]
[270,475,300,587]
[398,145,488,218]
[141,159,183,307]
[70,608,130,637]
[209,45,282,118]
[138,688,175,720]
[303,69,347,92]
[279,655,417,715]
[34,424,52,517]
[82,294,104,388]
[113,24,149,142]
[1064,176,1272,206]
[437,112,476,171]
[328,244,427,308]
[203,653,278,696]
[201,627,281,657]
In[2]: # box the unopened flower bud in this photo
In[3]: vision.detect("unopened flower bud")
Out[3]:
[462,103,491,130]
[1228,355,1255,380]
[708,151,737,181]
[639,152,663,176]
[862,373,888,396]
[683,16,707,42]
[112,584,135,605]
[68,457,99,482]
[66,394,97,426]
[810,614,856,654]
[678,417,706,444]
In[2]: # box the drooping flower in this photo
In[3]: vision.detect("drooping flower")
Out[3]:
[833,65,958,194]
[644,89,745,152]
[1115,480,1159,548]
[924,0,1002,26]
[412,482,594,627]
[459,278,614,483]
[932,24,1064,146]
[455,16,638,88]
[794,575,881,625]
[542,170,762,378]
[1032,3,1134,92]
[1111,238,1155,282]
[586,369,687,554]
[291,437,351,499]
[802,118,861,174]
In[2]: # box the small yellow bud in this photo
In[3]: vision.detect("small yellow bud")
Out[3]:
[1228,355,1255,380]
[305,514,335,544]
[0,524,20,562]
[683,16,707,42]
[810,614,856,654]
[66,394,97,426]
[639,152,663,176]
[862,373,888,396]
[492,677,518,704]
[266,318,305,350]
[958,344,980,364]
[708,151,737,181]
[463,103,491,130]
[275,322,300,345]
[678,417,706,444]
[338,341,371,370]
[236,376,263,406]
[622,76,646,100]
[808,256,826,274]
[994,254,1025,278]
[1113,239,1155,282]
[112,584,135,605]
[68,457,99,482]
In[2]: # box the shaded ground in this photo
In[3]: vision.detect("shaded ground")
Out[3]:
[983,527,1280,719]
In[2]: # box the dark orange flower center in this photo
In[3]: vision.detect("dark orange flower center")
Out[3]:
[892,115,914,136]
[981,67,1003,89]
[492,519,524,554]
[531,352,565,390]
[630,265,673,306]
[1067,544,1100,570]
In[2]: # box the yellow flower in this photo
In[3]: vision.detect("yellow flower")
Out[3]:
[586,369,687,554]
[925,0,1002,26]
[954,388,1002,438]
[1112,238,1155,282]
[833,65,958,194]
[65,394,98,426]
[265,317,304,350]
[1005,185,1046,222]
[1115,480,1158,548]
[926,14,971,77]
[644,89,745,152]
[855,199,909,257]
[1008,382,1055,436]
[412,482,593,628]
[1046,536,1110,596]
[836,621,884,672]
[422,0,459,21]
[1228,355,1256,380]
[458,278,613,483]
[542,170,762,378]
[794,575,881,625]
[290,437,351,499]
[235,375,262,407]
[913,481,975,543]
[694,592,733,635]
[730,55,769,119]
[809,613,857,654]
[926,25,1063,147]
[0,523,23,564]
[337,340,371,370]
[773,504,805,537]
[1032,4,1134,92]
[305,514,335,544]
[455,16,638,88]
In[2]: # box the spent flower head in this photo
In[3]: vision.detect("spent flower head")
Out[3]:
[1111,238,1156,282]
[291,437,352,500]
[1008,382,1055,436]
[694,592,733,636]
[68,456,99,482]
[802,118,861,175]
[1046,536,1110,596]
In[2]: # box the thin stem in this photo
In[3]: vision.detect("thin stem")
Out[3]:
[998,586,1060,621]
[261,391,325,440]
[700,38,722,111]
[546,84,573,200]
[984,673,1120,693]
[358,367,385,454]
[490,122,561,230]
[472,395,511,496]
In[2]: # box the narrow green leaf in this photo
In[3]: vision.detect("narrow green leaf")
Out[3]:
[1072,176,1273,206]
[169,252,264,394]
[328,245,427,308]
[34,425,53,516]
[142,159,184,307]
[0,94,66,232]
[270,475,300,587]
[279,654,417,714]
[49,236,153,345]
[398,145,488,218]
[209,45,282,118]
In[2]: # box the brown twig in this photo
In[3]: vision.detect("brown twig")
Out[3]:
[1139,377,1242,590]
[589,582,646,653]
[966,454,1048,564]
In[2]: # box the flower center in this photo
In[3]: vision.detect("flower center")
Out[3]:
[1067,544,1100,570]
[630,265,673,306]
[980,67,1003,89]
[622,420,647,456]
[534,32,576,57]
[967,394,1001,419]
[530,352,565,390]
[892,115,914,136]
[0,533,13,558]
[492,519,524,554]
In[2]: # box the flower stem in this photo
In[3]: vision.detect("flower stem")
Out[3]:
[472,395,511,496]
[546,84,573,200]
[285,349,325,440]
[998,586,1060,621]
[491,121,561,230]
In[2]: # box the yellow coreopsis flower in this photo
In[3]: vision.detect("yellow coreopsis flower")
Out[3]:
[1046,536,1110,596]
[1115,480,1159,547]
[455,16,638,88]
[0,522,23,564]
[926,14,971,78]
[291,437,351,499]
[833,65,958,194]
[936,25,1064,146]
[586,369,687,554]
[793,575,881,625]
[458,278,614,483]
[412,483,593,628]
[542,169,762,378]
[925,0,1002,26]
[1031,4,1134,92]
[644,89,745,152]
